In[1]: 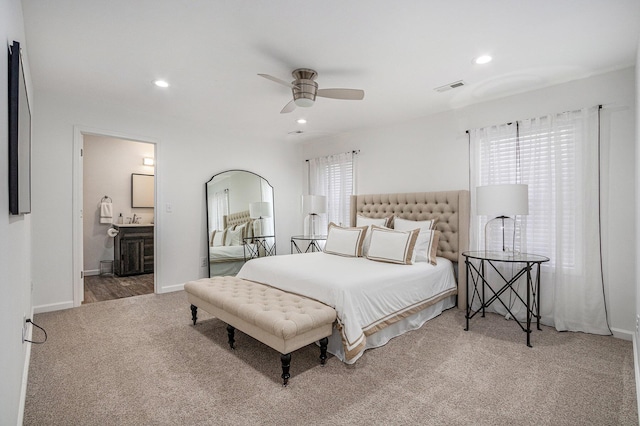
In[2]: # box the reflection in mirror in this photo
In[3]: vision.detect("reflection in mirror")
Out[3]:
[206,170,275,277]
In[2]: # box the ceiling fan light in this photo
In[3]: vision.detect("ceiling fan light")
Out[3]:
[294,98,314,107]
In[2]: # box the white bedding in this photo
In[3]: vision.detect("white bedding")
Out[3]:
[209,244,255,261]
[236,252,457,362]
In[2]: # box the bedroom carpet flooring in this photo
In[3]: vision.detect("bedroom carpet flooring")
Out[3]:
[25,291,637,425]
[83,273,154,303]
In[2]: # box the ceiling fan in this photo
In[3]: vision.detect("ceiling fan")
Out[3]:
[258,68,365,114]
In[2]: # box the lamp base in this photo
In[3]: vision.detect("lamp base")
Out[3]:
[484,216,521,253]
[304,213,320,237]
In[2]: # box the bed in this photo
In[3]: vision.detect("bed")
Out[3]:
[237,190,469,363]
[209,210,257,277]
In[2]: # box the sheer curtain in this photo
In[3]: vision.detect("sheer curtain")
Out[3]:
[308,151,356,232]
[470,107,610,334]
[210,189,229,231]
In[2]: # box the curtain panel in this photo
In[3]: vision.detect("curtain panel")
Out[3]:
[469,107,610,335]
[308,151,356,232]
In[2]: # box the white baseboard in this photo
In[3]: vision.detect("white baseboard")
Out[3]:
[611,327,634,341]
[84,269,100,277]
[33,300,74,314]
[157,283,184,294]
[633,333,640,425]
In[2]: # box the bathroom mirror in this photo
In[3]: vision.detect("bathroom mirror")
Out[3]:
[206,170,275,277]
[132,173,154,208]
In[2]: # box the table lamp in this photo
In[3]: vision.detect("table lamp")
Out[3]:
[301,195,327,237]
[249,201,272,237]
[476,184,528,253]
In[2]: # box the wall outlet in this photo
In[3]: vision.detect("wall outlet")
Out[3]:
[200,257,207,268]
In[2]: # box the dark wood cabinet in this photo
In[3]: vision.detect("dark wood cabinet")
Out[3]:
[114,225,154,276]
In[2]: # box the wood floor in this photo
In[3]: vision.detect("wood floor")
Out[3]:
[83,273,154,304]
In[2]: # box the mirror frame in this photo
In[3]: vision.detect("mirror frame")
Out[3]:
[205,169,275,278]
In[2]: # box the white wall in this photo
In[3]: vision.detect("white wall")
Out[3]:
[0,1,33,423]
[301,68,637,335]
[31,89,303,311]
[83,135,155,274]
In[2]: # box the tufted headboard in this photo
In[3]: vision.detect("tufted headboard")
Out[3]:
[350,190,470,309]
[223,210,252,229]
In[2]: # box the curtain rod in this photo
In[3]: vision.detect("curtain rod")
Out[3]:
[305,150,360,162]
[465,105,603,134]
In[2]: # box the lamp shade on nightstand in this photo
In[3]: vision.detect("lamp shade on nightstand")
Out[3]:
[477,184,528,253]
[302,195,327,215]
[477,184,528,217]
[249,201,272,219]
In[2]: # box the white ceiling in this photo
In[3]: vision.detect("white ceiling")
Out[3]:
[21,0,640,144]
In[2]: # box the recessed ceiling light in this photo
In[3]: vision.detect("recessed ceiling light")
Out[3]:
[154,80,169,88]
[297,118,307,124]
[474,55,493,65]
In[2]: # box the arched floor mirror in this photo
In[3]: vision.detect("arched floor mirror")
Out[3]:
[206,170,275,277]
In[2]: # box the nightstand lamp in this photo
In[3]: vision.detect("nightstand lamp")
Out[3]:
[476,184,528,253]
[249,201,272,237]
[302,195,327,237]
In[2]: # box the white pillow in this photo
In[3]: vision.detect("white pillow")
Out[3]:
[211,230,224,247]
[226,227,243,246]
[393,217,436,263]
[324,223,368,257]
[366,225,420,265]
[356,215,392,256]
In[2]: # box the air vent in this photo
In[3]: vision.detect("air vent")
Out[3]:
[434,80,466,93]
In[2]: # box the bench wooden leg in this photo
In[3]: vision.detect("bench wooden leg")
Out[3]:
[190,304,198,325]
[226,324,236,350]
[281,353,291,386]
[319,337,328,365]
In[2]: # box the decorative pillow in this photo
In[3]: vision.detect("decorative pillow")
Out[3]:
[421,230,440,265]
[393,217,437,263]
[324,222,368,257]
[235,223,248,239]
[226,227,243,246]
[223,225,236,246]
[366,225,420,265]
[211,230,225,247]
[356,215,392,256]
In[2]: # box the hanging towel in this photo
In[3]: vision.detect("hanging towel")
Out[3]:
[100,202,113,224]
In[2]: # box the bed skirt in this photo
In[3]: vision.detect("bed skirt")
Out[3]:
[325,294,456,364]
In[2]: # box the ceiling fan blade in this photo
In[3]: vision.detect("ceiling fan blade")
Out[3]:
[258,73,295,88]
[316,88,364,100]
[280,100,296,114]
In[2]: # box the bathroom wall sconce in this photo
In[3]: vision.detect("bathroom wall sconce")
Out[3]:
[143,157,155,166]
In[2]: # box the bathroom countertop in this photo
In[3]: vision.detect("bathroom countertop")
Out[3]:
[112,223,154,228]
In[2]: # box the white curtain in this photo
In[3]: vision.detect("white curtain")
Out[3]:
[210,189,229,231]
[308,152,356,232]
[470,107,610,334]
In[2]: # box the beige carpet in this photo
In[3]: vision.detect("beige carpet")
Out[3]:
[24,291,638,425]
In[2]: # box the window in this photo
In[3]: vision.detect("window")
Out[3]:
[473,116,579,268]
[308,151,356,231]
[469,107,610,334]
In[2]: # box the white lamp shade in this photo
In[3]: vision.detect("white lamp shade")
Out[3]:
[302,195,327,215]
[249,201,272,219]
[476,184,529,217]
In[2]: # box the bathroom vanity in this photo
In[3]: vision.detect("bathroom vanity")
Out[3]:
[113,224,154,276]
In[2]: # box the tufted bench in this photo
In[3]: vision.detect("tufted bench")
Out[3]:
[184,277,337,386]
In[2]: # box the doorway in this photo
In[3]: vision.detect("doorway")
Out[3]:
[72,127,158,306]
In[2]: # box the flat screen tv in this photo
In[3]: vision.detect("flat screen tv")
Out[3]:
[8,40,31,215]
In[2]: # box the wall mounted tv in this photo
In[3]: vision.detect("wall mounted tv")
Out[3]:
[8,40,31,215]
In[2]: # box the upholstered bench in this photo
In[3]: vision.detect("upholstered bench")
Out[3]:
[184,277,337,386]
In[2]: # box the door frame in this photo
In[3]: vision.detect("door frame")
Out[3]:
[72,126,159,307]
